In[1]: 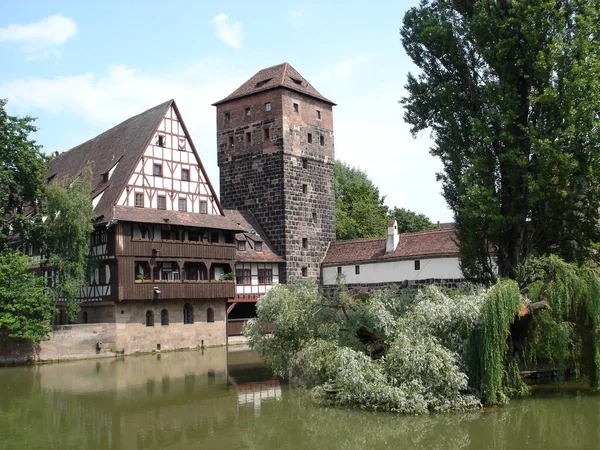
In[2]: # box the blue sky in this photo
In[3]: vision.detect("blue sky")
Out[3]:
[0,1,453,222]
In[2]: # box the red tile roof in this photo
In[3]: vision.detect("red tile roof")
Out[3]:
[212,62,335,106]
[322,229,458,266]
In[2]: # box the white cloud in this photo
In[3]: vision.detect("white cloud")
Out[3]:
[316,53,371,84]
[209,13,243,48]
[289,7,305,28]
[0,14,77,60]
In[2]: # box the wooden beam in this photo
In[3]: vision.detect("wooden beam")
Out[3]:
[227,302,237,315]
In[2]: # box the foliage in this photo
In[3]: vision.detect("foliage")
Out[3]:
[388,207,438,233]
[0,248,54,345]
[334,161,389,240]
[0,99,48,240]
[401,1,600,281]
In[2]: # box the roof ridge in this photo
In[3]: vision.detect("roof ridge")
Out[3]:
[281,62,289,85]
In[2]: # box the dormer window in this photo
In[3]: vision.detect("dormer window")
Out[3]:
[101,172,109,183]
[290,77,303,85]
[237,240,246,251]
[255,241,263,252]
[156,135,165,147]
[256,78,272,88]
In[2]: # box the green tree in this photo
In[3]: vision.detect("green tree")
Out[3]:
[0,99,48,240]
[401,1,600,282]
[335,161,388,240]
[0,249,54,345]
[389,207,439,233]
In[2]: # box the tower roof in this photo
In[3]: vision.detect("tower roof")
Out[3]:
[212,62,336,106]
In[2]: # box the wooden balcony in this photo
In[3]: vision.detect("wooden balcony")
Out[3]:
[120,280,235,300]
[118,238,236,260]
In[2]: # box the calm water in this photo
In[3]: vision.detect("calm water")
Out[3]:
[1,348,600,450]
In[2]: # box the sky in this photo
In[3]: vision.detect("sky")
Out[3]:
[0,1,454,223]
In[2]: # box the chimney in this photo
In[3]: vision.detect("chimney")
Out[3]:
[386,219,399,253]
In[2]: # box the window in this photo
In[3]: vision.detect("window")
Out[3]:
[135,261,151,280]
[245,132,252,144]
[211,231,220,243]
[265,102,271,111]
[207,308,214,323]
[245,107,251,117]
[178,198,187,212]
[414,260,421,271]
[155,262,180,281]
[153,163,162,177]
[237,240,246,251]
[320,135,325,146]
[255,241,263,252]
[264,127,270,140]
[312,212,317,223]
[301,267,308,277]
[98,265,106,284]
[302,158,308,169]
[293,103,299,113]
[157,195,166,210]
[258,268,273,284]
[337,267,342,274]
[355,265,360,275]
[183,303,194,324]
[236,269,251,285]
[302,184,308,194]
[82,311,88,324]
[307,133,312,144]
[161,309,169,326]
[101,172,109,183]
[199,201,207,214]
[290,77,303,85]
[228,136,234,147]
[181,169,190,181]
[256,79,271,88]
[135,193,144,208]
[156,135,165,147]
[224,112,231,122]
[316,110,321,120]
[146,310,154,327]
[302,238,308,249]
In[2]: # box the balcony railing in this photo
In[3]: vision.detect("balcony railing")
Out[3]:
[118,238,236,260]
[121,279,235,300]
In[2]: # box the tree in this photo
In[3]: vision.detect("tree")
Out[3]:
[401,1,600,282]
[334,161,389,240]
[389,207,438,233]
[0,99,48,240]
[0,249,54,346]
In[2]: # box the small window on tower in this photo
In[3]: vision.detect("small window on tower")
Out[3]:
[181,169,190,181]
[316,110,321,120]
[320,135,325,146]
[246,132,251,144]
[224,112,231,121]
[301,267,308,277]
[153,164,162,177]
[265,102,271,111]
[157,196,166,210]
[135,193,144,208]
[245,107,251,117]
[302,184,307,194]
[264,127,270,140]
[157,135,165,147]
[302,158,308,169]
[302,238,308,249]
[307,133,312,144]
[293,103,299,113]
[228,136,234,147]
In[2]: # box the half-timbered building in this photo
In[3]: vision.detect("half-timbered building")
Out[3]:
[47,99,243,353]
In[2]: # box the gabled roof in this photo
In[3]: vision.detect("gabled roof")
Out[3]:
[47,100,234,229]
[212,62,335,106]
[322,229,458,266]
[224,209,284,263]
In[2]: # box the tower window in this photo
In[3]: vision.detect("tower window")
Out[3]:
[320,135,325,146]
[302,184,307,194]
[245,107,251,117]
[316,110,321,120]
[153,163,163,177]
[265,102,271,111]
[302,158,308,169]
[302,238,308,249]
[157,195,166,210]
[181,169,190,181]
[312,212,317,223]
[246,132,251,144]
[264,127,270,140]
[414,260,421,271]
[301,267,308,277]
[228,136,234,147]
[156,135,165,147]
[293,103,299,113]
[355,265,360,275]
[224,112,231,122]
[135,193,144,208]
[307,133,312,144]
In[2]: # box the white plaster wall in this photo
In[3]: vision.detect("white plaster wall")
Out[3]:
[322,257,462,285]
[236,263,279,295]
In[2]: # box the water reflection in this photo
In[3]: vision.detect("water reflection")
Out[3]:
[1,348,600,450]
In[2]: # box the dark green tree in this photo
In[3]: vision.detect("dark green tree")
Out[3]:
[0,99,48,240]
[335,161,389,240]
[389,207,439,233]
[401,1,600,282]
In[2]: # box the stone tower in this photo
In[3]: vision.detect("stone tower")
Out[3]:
[213,63,336,283]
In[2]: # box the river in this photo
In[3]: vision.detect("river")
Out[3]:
[1,347,599,449]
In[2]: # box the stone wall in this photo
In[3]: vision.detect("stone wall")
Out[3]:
[321,278,464,298]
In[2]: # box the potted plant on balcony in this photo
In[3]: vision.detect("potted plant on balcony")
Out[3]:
[136,273,145,282]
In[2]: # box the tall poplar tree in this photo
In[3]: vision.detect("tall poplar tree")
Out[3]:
[401,1,600,282]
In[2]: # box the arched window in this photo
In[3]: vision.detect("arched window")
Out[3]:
[183,303,194,324]
[146,310,154,327]
[82,311,88,324]
[207,307,214,323]
[161,309,169,326]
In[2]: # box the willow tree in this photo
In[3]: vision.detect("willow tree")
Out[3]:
[401,1,600,282]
